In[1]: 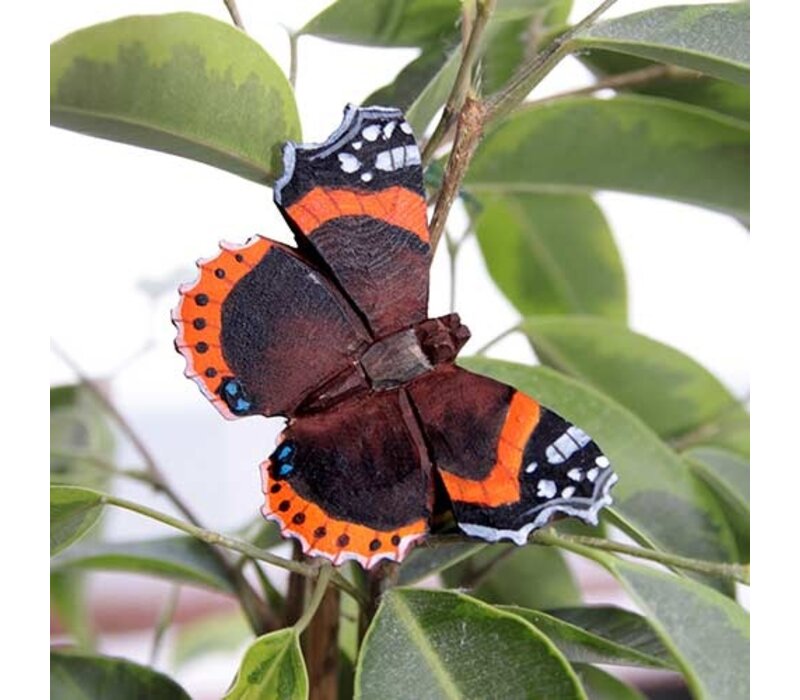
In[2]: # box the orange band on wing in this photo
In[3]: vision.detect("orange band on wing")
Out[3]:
[261,461,427,568]
[440,392,541,508]
[286,186,430,244]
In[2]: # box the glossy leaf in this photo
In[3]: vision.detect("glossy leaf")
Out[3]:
[573,548,749,700]
[355,588,586,699]
[685,446,749,559]
[51,650,190,699]
[573,3,749,85]
[51,485,105,556]
[520,316,744,440]
[466,96,749,219]
[572,664,646,700]
[301,0,459,47]
[442,544,582,610]
[52,535,234,593]
[224,628,308,700]
[51,571,94,650]
[51,13,300,185]
[580,50,748,123]
[461,359,738,565]
[474,195,627,320]
[366,46,461,135]
[397,542,486,585]
[500,606,674,668]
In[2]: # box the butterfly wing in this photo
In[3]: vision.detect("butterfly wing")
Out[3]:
[274,105,431,336]
[408,366,618,544]
[173,236,371,419]
[261,390,431,567]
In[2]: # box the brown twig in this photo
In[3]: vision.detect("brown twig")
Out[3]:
[223,0,246,31]
[422,0,497,165]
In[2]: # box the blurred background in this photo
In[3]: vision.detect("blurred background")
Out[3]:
[50,1,748,697]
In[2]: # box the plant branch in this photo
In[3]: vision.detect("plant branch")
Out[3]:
[531,530,750,585]
[429,95,486,251]
[101,493,367,605]
[288,31,299,88]
[525,64,700,108]
[422,0,496,165]
[472,324,521,355]
[294,565,334,633]
[485,0,619,124]
[223,0,246,31]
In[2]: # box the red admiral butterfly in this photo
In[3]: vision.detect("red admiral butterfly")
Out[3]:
[173,106,617,568]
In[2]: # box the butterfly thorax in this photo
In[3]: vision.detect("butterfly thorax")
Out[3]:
[298,313,470,414]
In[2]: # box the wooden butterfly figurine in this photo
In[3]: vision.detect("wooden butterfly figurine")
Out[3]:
[173,105,617,569]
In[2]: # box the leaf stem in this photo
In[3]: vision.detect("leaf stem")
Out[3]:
[485,0,620,124]
[422,0,497,166]
[100,492,367,604]
[223,0,246,31]
[294,565,334,634]
[149,585,181,665]
[472,324,521,356]
[288,31,299,88]
[531,530,750,585]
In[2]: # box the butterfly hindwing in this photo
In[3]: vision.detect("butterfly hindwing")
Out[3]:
[173,236,371,419]
[274,105,431,336]
[408,366,618,544]
[261,390,431,567]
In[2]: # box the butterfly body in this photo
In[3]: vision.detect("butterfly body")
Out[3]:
[174,105,617,568]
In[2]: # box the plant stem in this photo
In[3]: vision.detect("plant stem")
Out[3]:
[531,530,750,585]
[422,0,497,165]
[472,324,521,355]
[101,493,367,604]
[149,585,181,665]
[446,229,459,313]
[288,31,299,88]
[223,0,246,31]
[294,565,334,633]
[525,64,699,108]
[485,0,619,124]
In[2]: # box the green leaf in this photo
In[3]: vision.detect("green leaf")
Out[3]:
[52,535,234,593]
[51,650,190,699]
[442,544,581,609]
[568,547,749,700]
[474,195,627,320]
[572,664,646,700]
[51,384,115,491]
[51,571,94,650]
[365,46,461,135]
[224,628,308,700]
[51,13,300,185]
[573,3,749,85]
[301,0,459,47]
[51,485,105,556]
[172,610,251,668]
[461,359,738,566]
[685,446,749,560]
[500,606,674,669]
[520,316,745,440]
[397,542,486,585]
[466,95,749,219]
[355,588,586,699]
[580,50,748,123]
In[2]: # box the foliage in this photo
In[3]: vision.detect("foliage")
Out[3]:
[50,2,749,699]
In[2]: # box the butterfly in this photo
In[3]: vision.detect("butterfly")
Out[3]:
[173,105,617,569]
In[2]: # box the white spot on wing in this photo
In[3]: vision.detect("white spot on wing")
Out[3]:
[361,172,373,182]
[383,121,396,139]
[562,486,576,498]
[405,144,421,166]
[400,121,413,134]
[362,124,381,141]
[587,467,600,483]
[537,479,557,499]
[546,445,564,464]
[567,426,591,447]
[596,455,610,468]
[352,141,362,150]
[567,468,583,482]
[338,153,361,173]
[525,462,538,474]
